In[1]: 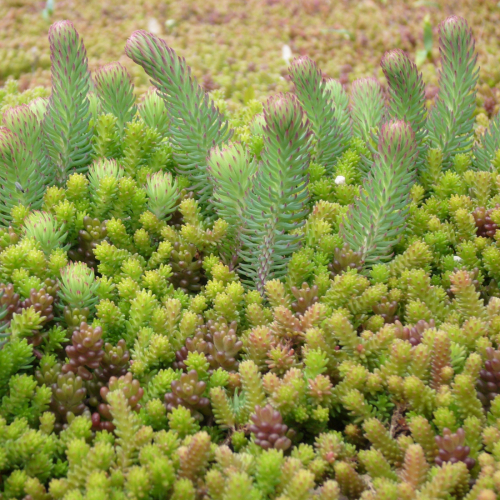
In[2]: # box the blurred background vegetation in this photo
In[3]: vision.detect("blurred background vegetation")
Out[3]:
[1,0,499,114]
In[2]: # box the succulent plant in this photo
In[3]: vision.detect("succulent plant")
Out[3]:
[340,120,418,268]
[44,21,93,184]
[169,241,205,293]
[0,106,52,224]
[205,320,242,372]
[94,339,130,382]
[62,322,104,381]
[266,342,297,375]
[91,372,143,431]
[394,319,435,347]
[94,62,136,135]
[0,289,10,349]
[435,428,476,470]
[19,288,54,326]
[62,306,90,335]
[35,355,62,387]
[67,216,107,270]
[328,244,364,278]
[87,158,124,191]
[49,372,88,431]
[173,327,210,371]
[58,262,99,312]
[164,370,211,422]
[248,404,294,451]
[290,283,319,315]
[0,283,20,323]
[477,347,500,408]
[23,211,68,255]
[1,13,500,500]
[167,191,194,231]
[372,296,399,324]
[16,288,55,352]
[473,206,498,238]
[145,171,179,221]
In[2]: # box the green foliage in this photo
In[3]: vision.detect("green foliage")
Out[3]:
[239,94,312,292]
[0,105,52,225]
[145,171,179,221]
[340,120,417,267]
[43,21,93,184]
[2,13,500,500]
[426,16,479,167]
[474,111,500,172]
[289,56,350,174]
[23,211,68,255]
[58,262,99,312]
[207,143,257,261]
[94,62,137,136]
[382,49,427,169]
[125,30,233,213]
[350,78,385,147]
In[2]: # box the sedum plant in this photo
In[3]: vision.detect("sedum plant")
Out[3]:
[0,105,52,224]
[125,30,233,214]
[4,13,500,500]
[340,120,417,267]
[43,21,93,185]
[237,93,312,292]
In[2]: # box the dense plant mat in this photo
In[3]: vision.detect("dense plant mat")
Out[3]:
[3,13,500,500]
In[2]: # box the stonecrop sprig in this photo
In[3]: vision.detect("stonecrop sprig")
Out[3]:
[43,21,93,185]
[3,13,500,500]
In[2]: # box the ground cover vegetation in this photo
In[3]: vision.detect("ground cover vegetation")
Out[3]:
[3,9,500,500]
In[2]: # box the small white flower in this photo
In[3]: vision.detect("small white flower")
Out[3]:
[282,44,292,65]
[148,18,161,35]
[453,255,462,262]
[165,19,176,29]
[335,175,346,185]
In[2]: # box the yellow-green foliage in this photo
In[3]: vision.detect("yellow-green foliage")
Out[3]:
[3,11,500,500]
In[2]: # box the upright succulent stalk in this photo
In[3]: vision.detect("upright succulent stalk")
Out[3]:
[125,30,233,214]
[3,104,52,183]
[0,105,52,224]
[349,78,386,174]
[138,87,170,137]
[207,144,256,227]
[0,133,40,224]
[426,16,478,166]
[289,56,350,174]
[324,79,351,143]
[381,49,427,170]
[340,120,418,267]
[94,62,137,136]
[239,94,313,293]
[145,171,179,221]
[43,21,93,184]
[58,262,99,312]
[474,111,500,171]
[207,143,257,260]
[23,211,68,255]
[350,78,385,145]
